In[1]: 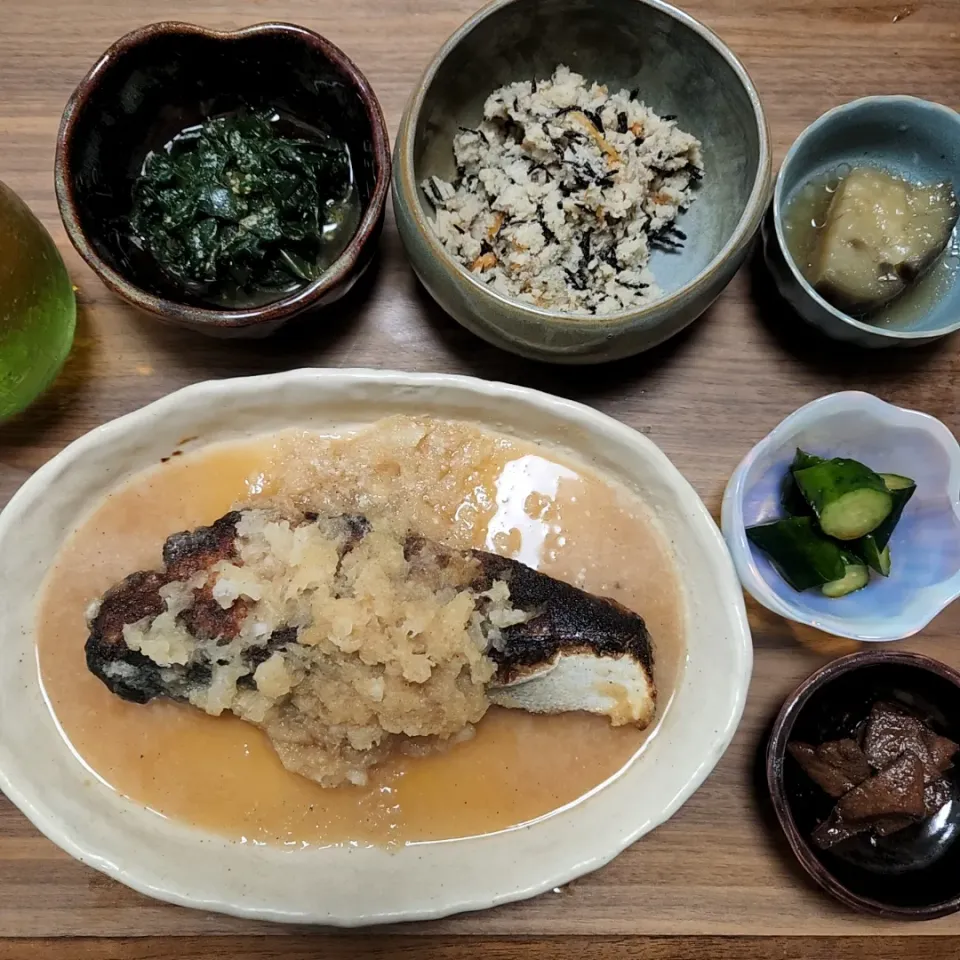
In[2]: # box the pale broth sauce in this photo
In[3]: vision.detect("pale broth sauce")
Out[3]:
[37,418,686,848]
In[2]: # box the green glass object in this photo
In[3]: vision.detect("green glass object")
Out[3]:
[0,181,76,418]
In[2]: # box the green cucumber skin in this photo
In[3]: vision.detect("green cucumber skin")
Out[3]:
[781,476,812,517]
[793,449,825,472]
[853,535,892,577]
[781,449,824,516]
[870,482,917,551]
[747,518,848,591]
[794,458,893,540]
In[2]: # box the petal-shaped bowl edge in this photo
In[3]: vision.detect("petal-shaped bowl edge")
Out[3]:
[721,391,960,641]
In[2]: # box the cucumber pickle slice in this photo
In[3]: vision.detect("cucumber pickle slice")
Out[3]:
[853,536,892,577]
[746,518,848,591]
[821,559,870,598]
[781,449,823,516]
[851,473,916,567]
[749,454,915,596]
[793,459,893,541]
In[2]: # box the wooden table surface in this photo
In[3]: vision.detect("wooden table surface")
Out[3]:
[2,0,959,956]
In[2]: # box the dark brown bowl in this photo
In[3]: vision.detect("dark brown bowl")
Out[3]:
[55,21,390,338]
[768,650,960,921]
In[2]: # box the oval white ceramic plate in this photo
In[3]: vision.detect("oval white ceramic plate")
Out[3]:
[0,369,751,925]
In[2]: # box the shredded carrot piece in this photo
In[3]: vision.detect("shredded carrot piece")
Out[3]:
[569,111,621,166]
[470,252,497,272]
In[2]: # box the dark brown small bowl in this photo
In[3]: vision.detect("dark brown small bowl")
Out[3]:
[55,21,390,337]
[768,651,960,921]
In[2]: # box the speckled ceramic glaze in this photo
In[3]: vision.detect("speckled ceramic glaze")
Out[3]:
[768,651,960,920]
[392,0,771,364]
[722,391,960,642]
[764,96,960,349]
[55,22,390,338]
[0,369,751,925]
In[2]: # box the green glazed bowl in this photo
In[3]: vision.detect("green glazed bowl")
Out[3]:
[0,182,76,418]
[393,0,772,364]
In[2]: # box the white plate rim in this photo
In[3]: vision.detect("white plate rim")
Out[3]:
[0,368,752,925]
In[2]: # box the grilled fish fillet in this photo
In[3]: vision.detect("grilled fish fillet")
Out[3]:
[86,509,655,786]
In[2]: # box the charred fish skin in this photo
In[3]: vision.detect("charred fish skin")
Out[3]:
[162,511,243,579]
[84,511,378,705]
[473,551,654,686]
[85,570,175,703]
[85,509,655,721]
[85,511,247,704]
[401,534,654,687]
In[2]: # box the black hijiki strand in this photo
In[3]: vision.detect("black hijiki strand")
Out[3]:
[423,178,446,208]
[537,209,558,245]
[528,160,553,186]
[582,108,604,133]
[579,228,594,267]
[648,222,688,251]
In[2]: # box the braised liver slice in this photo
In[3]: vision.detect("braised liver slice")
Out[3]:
[788,738,871,798]
[836,752,926,823]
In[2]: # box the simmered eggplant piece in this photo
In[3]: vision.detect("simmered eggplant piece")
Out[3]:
[810,168,958,313]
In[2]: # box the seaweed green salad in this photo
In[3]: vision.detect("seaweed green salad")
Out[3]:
[747,450,916,598]
[129,110,361,307]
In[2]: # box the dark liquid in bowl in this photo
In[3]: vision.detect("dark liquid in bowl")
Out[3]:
[127,108,363,310]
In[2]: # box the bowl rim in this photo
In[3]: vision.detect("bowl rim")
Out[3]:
[772,94,960,341]
[54,20,391,329]
[767,649,960,921]
[394,0,773,330]
[720,390,960,642]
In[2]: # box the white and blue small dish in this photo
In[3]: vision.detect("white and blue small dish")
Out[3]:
[763,96,960,349]
[722,391,960,641]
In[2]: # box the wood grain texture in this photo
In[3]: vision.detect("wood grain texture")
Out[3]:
[1,0,960,952]
[4,937,960,960]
